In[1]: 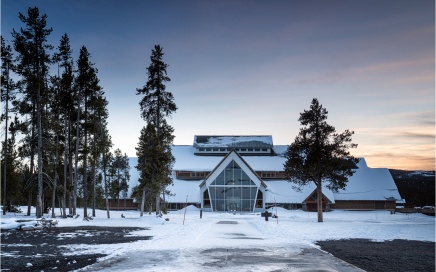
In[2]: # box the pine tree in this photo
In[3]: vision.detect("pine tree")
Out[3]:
[55,33,75,218]
[110,148,123,210]
[121,153,130,210]
[135,123,164,216]
[75,46,104,219]
[108,149,130,210]
[1,117,23,212]
[1,36,17,215]
[100,132,113,218]
[136,45,177,214]
[12,7,53,218]
[284,98,358,222]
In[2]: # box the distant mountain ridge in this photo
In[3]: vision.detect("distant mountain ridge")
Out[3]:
[389,169,435,208]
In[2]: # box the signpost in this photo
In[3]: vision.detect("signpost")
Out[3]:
[183,195,188,225]
[261,210,272,221]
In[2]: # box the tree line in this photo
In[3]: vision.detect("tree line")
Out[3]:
[1,7,133,219]
[3,7,358,224]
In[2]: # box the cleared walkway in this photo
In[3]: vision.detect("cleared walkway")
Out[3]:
[86,219,365,272]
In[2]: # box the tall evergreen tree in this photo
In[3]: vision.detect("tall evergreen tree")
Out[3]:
[75,46,103,219]
[110,148,123,210]
[136,45,177,214]
[121,153,130,210]
[1,36,17,215]
[107,149,130,210]
[100,130,113,218]
[55,33,75,218]
[12,7,53,218]
[1,117,23,212]
[284,98,358,222]
[135,123,163,216]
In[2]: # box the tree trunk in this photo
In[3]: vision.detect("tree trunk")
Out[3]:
[92,161,96,217]
[155,193,161,215]
[124,194,126,210]
[52,134,59,218]
[2,86,9,215]
[68,191,72,215]
[27,111,36,217]
[73,92,80,215]
[103,155,110,219]
[116,163,120,211]
[83,95,88,218]
[27,191,32,216]
[140,189,146,217]
[62,118,68,218]
[68,121,74,216]
[36,85,43,218]
[316,180,323,222]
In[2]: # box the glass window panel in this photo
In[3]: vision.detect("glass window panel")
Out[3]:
[241,200,254,211]
[215,200,225,211]
[214,187,225,199]
[241,187,251,199]
[232,187,241,198]
[241,171,255,185]
[209,187,214,199]
[224,187,234,197]
[211,172,225,185]
[233,161,241,169]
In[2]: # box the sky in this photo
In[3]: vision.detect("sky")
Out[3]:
[1,0,435,170]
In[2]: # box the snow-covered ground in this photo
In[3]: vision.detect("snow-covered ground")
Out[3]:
[1,206,434,271]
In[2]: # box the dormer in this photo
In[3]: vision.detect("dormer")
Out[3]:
[193,135,273,156]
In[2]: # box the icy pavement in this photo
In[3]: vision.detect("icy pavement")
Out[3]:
[81,218,364,272]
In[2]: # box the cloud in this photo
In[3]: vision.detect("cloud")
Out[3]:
[398,132,435,140]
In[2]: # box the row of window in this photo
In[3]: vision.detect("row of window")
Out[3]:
[258,171,286,178]
[176,171,286,179]
[176,171,210,178]
[196,148,270,153]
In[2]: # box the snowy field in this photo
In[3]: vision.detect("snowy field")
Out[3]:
[1,206,434,271]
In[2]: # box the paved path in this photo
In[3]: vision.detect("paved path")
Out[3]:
[86,219,365,272]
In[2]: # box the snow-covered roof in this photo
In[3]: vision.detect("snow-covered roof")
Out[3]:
[264,180,335,204]
[194,135,273,148]
[128,149,401,203]
[166,173,202,203]
[333,159,402,201]
[172,145,287,171]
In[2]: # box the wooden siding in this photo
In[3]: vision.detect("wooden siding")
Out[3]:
[331,200,396,210]
[176,171,210,179]
[108,199,139,210]
[256,171,286,179]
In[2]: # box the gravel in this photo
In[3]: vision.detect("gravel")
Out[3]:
[1,226,151,272]
[316,239,435,272]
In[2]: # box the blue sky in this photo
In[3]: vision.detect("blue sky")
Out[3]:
[2,0,434,170]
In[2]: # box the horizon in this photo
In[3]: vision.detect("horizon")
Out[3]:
[1,0,434,171]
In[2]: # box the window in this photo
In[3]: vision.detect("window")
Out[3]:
[208,160,258,212]
[177,172,191,178]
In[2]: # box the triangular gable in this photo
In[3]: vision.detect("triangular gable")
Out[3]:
[303,188,334,204]
[200,149,267,189]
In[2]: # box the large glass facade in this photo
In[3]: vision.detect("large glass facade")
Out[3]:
[208,160,259,212]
